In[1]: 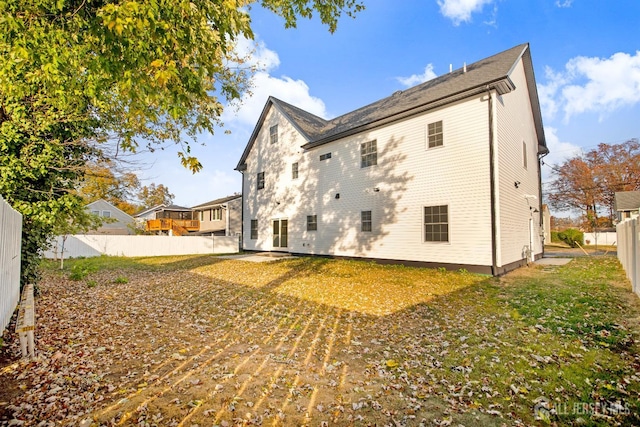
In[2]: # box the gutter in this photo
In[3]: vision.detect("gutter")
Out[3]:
[487,87,499,276]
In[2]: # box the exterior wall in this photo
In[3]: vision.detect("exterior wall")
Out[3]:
[227,196,242,237]
[617,218,639,296]
[196,197,242,236]
[87,199,135,235]
[197,206,226,234]
[44,235,239,258]
[495,58,544,267]
[0,195,22,332]
[242,98,494,268]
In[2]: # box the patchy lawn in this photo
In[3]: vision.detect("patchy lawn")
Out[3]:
[1,255,639,426]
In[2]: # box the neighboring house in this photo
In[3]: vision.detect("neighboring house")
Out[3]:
[615,191,640,222]
[541,204,551,244]
[86,199,135,235]
[235,43,547,275]
[192,195,242,236]
[133,204,198,236]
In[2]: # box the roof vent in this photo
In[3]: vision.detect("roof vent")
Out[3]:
[449,64,452,73]
[393,90,403,96]
[463,62,467,73]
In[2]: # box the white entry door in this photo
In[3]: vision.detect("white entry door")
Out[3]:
[273,219,288,249]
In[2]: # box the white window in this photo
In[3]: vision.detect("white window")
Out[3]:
[320,152,332,161]
[270,125,278,144]
[102,211,111,218]
[424,205,448,242]
[427,120,443,148]
[307,215,317,231]
[361,140,377,168]
[257,172,265,190]
[250,220,258,239]
[292,162,299,179]
[212,207,222,221]
[361,211,372,232]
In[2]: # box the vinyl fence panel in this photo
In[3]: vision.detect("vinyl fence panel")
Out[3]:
[0,195,22,332]
[617,218,639,296]
[44,235,239,258]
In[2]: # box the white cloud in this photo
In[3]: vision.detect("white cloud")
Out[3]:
[555,0,573,7]
[222,37,328,127]
[437,0,495,25]
[541,126,582,181]
[539,51,640,122]
[396,64,438,87]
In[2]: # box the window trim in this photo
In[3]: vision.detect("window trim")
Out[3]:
[250,219,258,239]
[257,172,265,190]
[360,140,378,168]
[427,120,444,149]
[361,210,372,232]
[269,125,278,144]
[423,205,449,243]
[102,210,111,218]
[306,215,317,231]
[292,162,299,180]
[212,207,222,221]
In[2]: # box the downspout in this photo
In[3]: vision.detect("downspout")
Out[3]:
[240,172,245,251]
[487,87,499,276]
[538,151,548,256]
[225,203,230,236]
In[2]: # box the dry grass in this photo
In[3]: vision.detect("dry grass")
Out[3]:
[0,255,639,427]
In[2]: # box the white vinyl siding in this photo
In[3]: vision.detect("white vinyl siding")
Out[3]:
[495,58,543,266]
[242,97,493,266]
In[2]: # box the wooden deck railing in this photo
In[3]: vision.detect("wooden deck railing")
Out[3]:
[146,219,200,235]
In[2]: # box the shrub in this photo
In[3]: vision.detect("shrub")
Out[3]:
[557,228,584,248]
[550,231,560,243]
[114,276,128,284]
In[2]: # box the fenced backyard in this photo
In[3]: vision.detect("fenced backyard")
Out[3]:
[1,254,639,426]
[0,195,22,332]
[44,234,239,259]
[617,217,640,296]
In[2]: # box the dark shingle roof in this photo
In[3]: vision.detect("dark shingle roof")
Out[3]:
[192,194,241,209]
[236,43,546,170]
[615,191,640,211]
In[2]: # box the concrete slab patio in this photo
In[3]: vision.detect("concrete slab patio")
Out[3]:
[535,257,573,266]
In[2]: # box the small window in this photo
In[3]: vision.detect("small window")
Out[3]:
[102,210,111,218]
[257,172,265,190]
[270,125,278,144]
[320,152,332,161]
[292,162,299,179]
[424,205,448,242]
[361,140,377,168]
[427,120,443,148]
[522,141,528,169]
[361,210,372,232]
[250,219,258,239]
[212,207,222,221]
[91,210,100,216]
[307,215,317,231]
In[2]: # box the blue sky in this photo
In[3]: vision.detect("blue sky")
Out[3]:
[138,0,640,210]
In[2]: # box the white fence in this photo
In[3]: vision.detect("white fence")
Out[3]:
[617,218,639,297]
[0,195,22,332]
[583,232,617,246]
[44,234,239,259]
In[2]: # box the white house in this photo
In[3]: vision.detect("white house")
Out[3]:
[86,199,135,235]
[235,43,548,275]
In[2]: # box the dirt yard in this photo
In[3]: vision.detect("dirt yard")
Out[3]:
[1,255,638,426]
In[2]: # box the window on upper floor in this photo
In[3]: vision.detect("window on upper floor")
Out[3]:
[427,120,443,149]
[257,172,265,190]
[523,141,528,169]
[424,205,448,242]
[292,162,299,179]
[361,210,372,232]
[270,125,278,144]
[320,152,332,161]
[212,207,222,221]
[250,219,258,239]
[102,210,111,218]
[91,210,100,216]
[307,215,317,231]
[361,140,377,168]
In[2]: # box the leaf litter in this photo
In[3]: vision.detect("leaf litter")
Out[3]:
[0,255,638,426]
